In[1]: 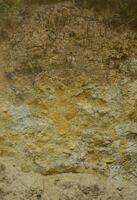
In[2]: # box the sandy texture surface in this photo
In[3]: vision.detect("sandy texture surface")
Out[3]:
[0,1,137,199]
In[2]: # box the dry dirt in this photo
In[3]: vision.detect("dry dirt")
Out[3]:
[0,1,137,199]
[0,158,137,200]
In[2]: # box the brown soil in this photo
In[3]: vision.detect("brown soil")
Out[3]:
[0,1,137,199]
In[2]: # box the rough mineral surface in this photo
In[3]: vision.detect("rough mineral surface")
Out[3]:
[0,1,137,199]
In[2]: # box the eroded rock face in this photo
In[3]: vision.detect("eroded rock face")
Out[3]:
[0,1,137,199]
[0,161,136,200]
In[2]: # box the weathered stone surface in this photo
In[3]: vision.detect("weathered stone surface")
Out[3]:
[0,159,136,200]
[0,1,137,199]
